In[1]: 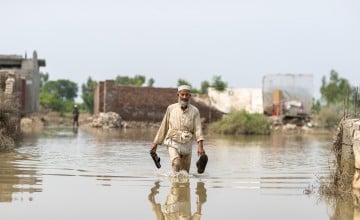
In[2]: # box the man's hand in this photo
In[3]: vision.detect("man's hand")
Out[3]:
[197,140,205,156]
[150,143,158,154]
[150,143,161,169]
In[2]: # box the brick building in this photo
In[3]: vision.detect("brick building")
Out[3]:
[94,80,223,122]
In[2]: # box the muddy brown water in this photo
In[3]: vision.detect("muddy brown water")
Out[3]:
[0,127,350,219]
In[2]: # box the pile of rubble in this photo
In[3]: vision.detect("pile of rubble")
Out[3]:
[0,96,20,151]
[0,127,15,150]
[91,112,122,128]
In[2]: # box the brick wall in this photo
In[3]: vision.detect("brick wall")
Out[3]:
[94,81,223,122]
[93,81,103,113]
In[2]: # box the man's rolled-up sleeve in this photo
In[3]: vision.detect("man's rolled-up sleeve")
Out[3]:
[194,110,204,142]
[153,107,170,145]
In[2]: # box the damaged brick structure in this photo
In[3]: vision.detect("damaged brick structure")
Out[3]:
[0,71,21,150]
[0,51,46,115]
[0,51,46,150]
[93,80,223,123]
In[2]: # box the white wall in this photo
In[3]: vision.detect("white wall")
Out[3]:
[208,87,264,114]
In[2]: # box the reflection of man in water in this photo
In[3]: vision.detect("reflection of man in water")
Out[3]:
[148,181,207,220]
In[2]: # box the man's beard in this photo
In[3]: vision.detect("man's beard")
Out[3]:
[178,98,190,108]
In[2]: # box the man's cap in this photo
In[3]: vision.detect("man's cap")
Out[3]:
[74,105,78,108]
[178,85,191,92]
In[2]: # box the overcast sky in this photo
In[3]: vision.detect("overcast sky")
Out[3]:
[2,0,360,99]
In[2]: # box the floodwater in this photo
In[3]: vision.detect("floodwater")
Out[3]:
[0,127,351,219]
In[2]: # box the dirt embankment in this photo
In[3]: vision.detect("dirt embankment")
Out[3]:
[20,112,162,132]
[20,113,333,137]
[21,112,88,130]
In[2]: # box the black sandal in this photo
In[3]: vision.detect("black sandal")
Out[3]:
[196,154,208,174]
[150,151,161,169]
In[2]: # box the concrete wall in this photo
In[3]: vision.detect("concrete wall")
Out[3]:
[20,51,41,113]
[94,81,223,122]
[0,51,45,115]
[208,87,264,114]
[335,118,360,189]
[334,118,360,218]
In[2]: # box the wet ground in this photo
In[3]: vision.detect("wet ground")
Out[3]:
[0,127,347,219]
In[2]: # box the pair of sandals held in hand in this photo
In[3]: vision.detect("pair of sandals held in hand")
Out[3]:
[150,151,208,174]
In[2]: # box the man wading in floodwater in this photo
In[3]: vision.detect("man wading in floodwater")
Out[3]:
[150,85,208,173]
[72,105,80,128]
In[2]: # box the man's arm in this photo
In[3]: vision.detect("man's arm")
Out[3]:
[151,106,170,153]
[150,143,158,154]
[194,110,205,156]
[197,140,205,156]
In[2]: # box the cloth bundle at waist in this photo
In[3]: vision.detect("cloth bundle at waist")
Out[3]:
[167,130,194,144]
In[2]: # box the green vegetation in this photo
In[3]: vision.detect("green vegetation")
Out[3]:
[211,75,227,91]
[40,79,78,114]
[317,104,344,128]
[177,75,228,94]
[177,78,191,87]
[200,80,210,94]
[320,69,354,105]
[209,110,270,135]
[177,78,200,93]
[311,98,321,114]
[315,69,357,128]
[115,75,146,86]
[147,78,155,87]
[114,74,156,87]
[81,77,97,114]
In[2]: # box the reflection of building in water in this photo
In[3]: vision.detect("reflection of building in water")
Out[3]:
[148,181,207,220]
[0,152,42,202]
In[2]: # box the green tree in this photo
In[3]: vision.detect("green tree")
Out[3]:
[211,75,227,91]
[132,75,146,86]
[115,75,146,87]
[40,79,78,113]
[41,79,78,101]
[177,78,192,87]
[320,70,353,105]
[147,78,155,87]
[200,80,210,94]
[115,76,131,85]
[176,79,201,93]
[82,77,97,114]
[311,98,321,114]
[40,92,63,112]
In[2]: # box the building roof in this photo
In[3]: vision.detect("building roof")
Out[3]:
[0,54,46,68]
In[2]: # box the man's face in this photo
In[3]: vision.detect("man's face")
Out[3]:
[178,89,191,108]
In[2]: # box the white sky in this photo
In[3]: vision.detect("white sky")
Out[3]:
[2,0,360,99]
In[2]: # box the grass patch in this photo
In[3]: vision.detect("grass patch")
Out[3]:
[209,110,270,135]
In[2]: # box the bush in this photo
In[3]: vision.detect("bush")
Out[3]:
[318,104,343,128]
[209,110,270,135]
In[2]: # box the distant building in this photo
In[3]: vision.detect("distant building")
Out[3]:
[207,87,264,114]
[262,73,314,118]
[0,51,46,114]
